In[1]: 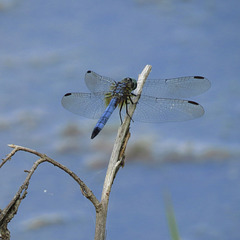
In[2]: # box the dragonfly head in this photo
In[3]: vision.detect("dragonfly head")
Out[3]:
[122,77,137,91]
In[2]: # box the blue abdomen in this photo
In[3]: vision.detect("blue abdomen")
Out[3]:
[91,98,118,139]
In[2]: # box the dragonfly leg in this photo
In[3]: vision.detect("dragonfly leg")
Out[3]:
[119,101,123,124]
[125,99,134,122]
[129,96,134,104]
[130,93,139,104]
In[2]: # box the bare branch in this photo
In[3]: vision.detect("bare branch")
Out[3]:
[0,144,100,239]
[94,65,152,240]
[3,144,99,208]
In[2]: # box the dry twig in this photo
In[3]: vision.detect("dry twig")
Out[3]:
[0,144,99,240]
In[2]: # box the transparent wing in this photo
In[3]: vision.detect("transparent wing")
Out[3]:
[141,76,211,98]
[84,70,116,93]
[61,92,107,119]
[133,95,205,122]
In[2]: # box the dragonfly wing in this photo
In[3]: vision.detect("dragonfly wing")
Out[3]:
[61,92,107,119]
[142,76,211,98]
[133,95,205,122]
[85,70,116,93]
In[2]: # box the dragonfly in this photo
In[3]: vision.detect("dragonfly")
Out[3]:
[62,70,211,139]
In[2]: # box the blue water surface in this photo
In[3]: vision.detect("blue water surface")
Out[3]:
[0,0,240,239]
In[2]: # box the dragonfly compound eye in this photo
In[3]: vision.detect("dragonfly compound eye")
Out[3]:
[131,79,137,90]
[126,78,136,90]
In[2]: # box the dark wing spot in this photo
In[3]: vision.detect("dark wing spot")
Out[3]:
[194,76,204,79]
[188,100,199,105]
[87,70,92,73]
[64,93,72,96]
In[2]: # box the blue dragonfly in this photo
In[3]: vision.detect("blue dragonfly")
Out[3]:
[62,70,210,139]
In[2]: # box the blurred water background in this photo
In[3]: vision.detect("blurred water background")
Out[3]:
[0,0,240,239]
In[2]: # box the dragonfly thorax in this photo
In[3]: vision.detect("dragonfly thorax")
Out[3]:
[104,77,137,107]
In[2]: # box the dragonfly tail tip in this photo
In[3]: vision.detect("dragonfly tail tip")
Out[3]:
[91,127,101,139]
